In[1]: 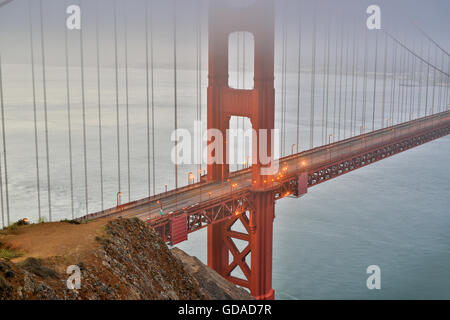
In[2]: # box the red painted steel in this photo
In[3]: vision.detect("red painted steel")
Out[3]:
[206,0,276,300]
[297,173,308,197]
[170,214,188,245]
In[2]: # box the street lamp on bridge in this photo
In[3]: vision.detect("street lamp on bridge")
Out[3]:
[116,192,122,207]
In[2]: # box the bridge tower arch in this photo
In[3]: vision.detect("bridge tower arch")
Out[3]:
[206,0,276,300]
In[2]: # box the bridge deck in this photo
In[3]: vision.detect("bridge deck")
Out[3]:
[80,110,450,243]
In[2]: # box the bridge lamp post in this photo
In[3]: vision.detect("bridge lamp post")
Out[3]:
[291,144,296,155]
[386,118,392,127]
[328,133,333,144]
[164,184,168,193]
[360,125,365,135]
[188,172,195,185]
[157,200,163,216]
[116,192,123,207]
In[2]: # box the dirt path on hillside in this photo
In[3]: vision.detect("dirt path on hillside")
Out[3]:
[0,219,110,264]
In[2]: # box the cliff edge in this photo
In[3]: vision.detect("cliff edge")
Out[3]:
[0,217,250,300]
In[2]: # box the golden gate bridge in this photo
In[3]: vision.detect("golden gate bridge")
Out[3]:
[0,0,449,299]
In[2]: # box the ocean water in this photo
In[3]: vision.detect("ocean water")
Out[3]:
[0,64,449,299]
[179,135,450,299]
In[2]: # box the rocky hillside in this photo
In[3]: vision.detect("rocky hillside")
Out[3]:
[0,217,251,300]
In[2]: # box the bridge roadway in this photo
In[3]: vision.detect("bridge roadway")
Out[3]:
[81,110,450,237]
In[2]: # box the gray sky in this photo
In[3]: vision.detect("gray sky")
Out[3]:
[0,0,448,71]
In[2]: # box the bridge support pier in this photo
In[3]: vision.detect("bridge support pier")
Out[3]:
[207,190,275,300]
[249,191,275,300]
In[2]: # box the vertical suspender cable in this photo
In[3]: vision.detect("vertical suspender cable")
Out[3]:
[39,0,51,221]
[424,43,430,116]
[324,20,331,143]
[398,42,404,122]
[320,20,327,145]
[350,25,357,136]
[95,0,104,211]
[438,54,444,112]
[145,0,151,196]
[397,48,405,123]
[409,45,416,119]
[417,41,423,117]
[389,40,397,124]
[403,52,410,122]
[0,55,7,226]
[371,31,378,131]
[381,32,388,128]
[337,22,343,140]
[64,0,74,218]
[362,29,368,133]
[431,47,437,115]
[28,0,42,221]
[237,32,240,89]
[332,21,338,138]
[280,16,287,155]
[352,28,359,136]
[79,0,88,215]
[113,0,121,194]
[198,3,202,177]
[343,27,349,139]
[150,1,156,195]
[124,6,131,202]
[173,0,178,189]
[310,9,316,149]
[145,0,156,196]
[296,11,302,152]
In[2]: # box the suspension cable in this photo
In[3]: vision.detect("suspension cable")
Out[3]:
[280,15,287,155]
[389,39,397,124]
[337,22,343,140]
[350,23,357,136]
[325,19,331,143]
[362,29,368,133]
[0,54,7,227]
[197,0,202,179]
[417,41,423,117]
[39,0,51,221]
[343,26,349,139]
[320,19,327,145]
[332,21,338,139]
[64,0,74,218]
[113,0,121,194]
[124,5,131,202]
[28,0,42,221]
[95,0,104,211]
[310,10,316,149]
[296,10,302,152]
[79,0,88,215]
[150,0,156,195]
[381,32,388,128]
[371,31,378,131]
[173,0,178,189]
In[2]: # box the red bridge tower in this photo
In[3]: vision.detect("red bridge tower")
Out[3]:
[207,0,276,300]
